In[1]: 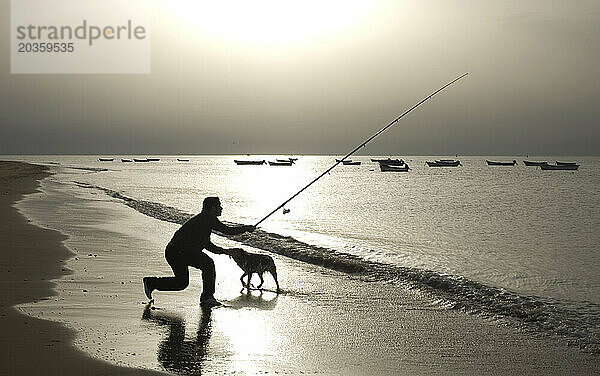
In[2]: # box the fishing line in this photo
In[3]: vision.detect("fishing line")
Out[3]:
[255,73,469,227]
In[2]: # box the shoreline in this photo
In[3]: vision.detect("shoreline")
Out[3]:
[0,161,164,376]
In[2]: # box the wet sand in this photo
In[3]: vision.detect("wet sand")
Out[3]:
[4,160,600,375]
[0,161,164,375]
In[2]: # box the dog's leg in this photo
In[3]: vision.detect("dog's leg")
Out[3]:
[257,273,264,289]
[240,273,247,288]
[271,269,280,293]
[246,272,252,289]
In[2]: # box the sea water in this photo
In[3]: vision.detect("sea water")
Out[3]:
[8,155,600,352]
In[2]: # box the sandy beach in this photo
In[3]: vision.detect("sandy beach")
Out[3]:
[2,160,600,375]
[0,161,164,376]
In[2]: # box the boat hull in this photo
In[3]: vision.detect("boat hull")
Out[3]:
[486,160,517,166]
[234,160,265,165]
[380,164,409,172]
[540,163,579,170]
[268,161,293,166]
[523,160,547,166]
[426,160,461,167]
[372,158,404,165]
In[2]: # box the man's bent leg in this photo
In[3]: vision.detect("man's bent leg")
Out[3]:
[188,251,216,301]
[148,245,190,292]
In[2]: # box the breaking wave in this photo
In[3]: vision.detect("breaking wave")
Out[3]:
[75,181,600,354]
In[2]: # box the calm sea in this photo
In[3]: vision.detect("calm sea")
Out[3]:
[8,155,600,351]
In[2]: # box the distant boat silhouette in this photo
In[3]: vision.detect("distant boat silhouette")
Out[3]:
[283,208,290,214]
[234,160,265,165]
[380,163,410,172]
[121,159,132,162]
[426,159,461,167]
[177,158,190,162]
[147,158,160,162]
[268,160,293,166]
[336,159,361,165]
[540,163,579,170]
[556,161,578,166]
[486,160,517,166]
[371,158,404,165]
[98,158,114,162]
[372,158,405,166]
[134,158,150,162]
[523,160,547,166]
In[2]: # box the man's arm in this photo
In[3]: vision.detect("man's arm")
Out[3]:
[212,218,255,235]
[205,242,243,256]
[205,242,228,255]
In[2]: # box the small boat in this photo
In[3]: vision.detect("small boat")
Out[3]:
[98,158,114,162]
[177,158,190,162]
[276,158,297,164]
[268,160,293,166]
[133,158,150,162]
[556,161,578,166]
[540,163,579,170]
[380,163,410,172]
[147,158,160,162]
[523,160,547,166]
[234,160,265,165]
[121,159,132,163]
[486,160,517,166]
[336,159,361,165]
[426,159,461,167]
[371,158,404,165]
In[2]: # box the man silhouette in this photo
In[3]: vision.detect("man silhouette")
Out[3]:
[143,196,255,307]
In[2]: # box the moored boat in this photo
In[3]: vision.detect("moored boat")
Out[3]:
[486,160,517,166]
[371,158,404,165]
[556,161,578,166]
[523,160,547,166]
[426,159,461,167]
[98,158,114,162]
[276,158,297,164]
[147,158,160,162]
[133,158,150,162]
[234,160,265,165]
[380,163,410,172]
[177,158,190,162]
[268,160,293,166]
[121,159,132,162]
[540,163,579,170]
[336,159,361,165]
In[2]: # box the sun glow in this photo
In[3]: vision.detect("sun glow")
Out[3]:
[158,0,375,49]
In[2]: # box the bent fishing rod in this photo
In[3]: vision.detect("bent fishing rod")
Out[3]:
[254,72,469,227]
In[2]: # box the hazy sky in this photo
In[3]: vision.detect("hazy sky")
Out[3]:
[1,0,599,155]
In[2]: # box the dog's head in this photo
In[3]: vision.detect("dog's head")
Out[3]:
[228,248,248,265]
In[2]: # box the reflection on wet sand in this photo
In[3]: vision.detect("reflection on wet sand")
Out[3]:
[227,290,279,310]
[141,291,278,375]
[142,304,212,375]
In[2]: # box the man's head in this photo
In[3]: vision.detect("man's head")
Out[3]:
[202,196,222,216]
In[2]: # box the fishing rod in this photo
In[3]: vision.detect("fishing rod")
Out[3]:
[254,72,469,227]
